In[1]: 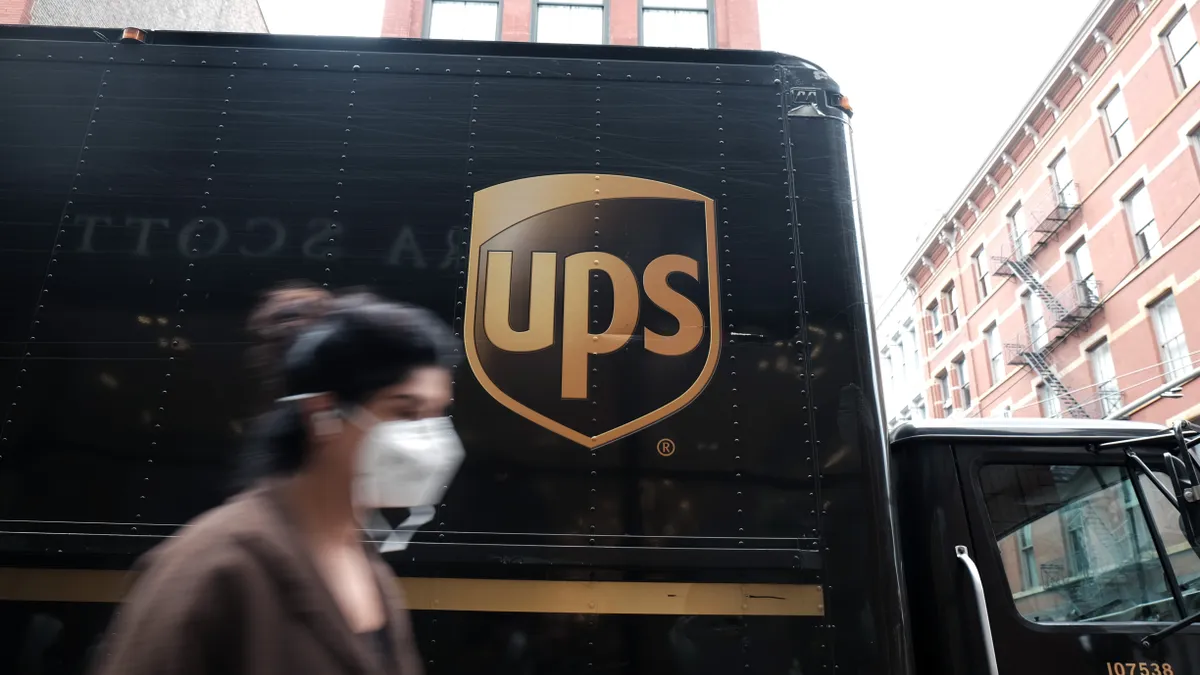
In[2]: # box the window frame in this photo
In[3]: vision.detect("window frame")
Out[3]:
[1122,181,1161,261]
[1100,87,1134,159]
[1037,382,1061,419]
[927,300,943,347]
[637,0,715,49]
[984,323,1004,385]
[1049,150,1078,207]
[1087,338,1122,417]
[1163,8,1200,92]
[1149,292,1193,382]
[532,0,609,45]
[941,283,960,333]
[971,245,990,301]
[1067,238,1099,304]
[935,369,952,416]
[952,354,972,410]
[964,448,1200,631]
[1023,290,1049,351]
[424,0,505,41]
[911,397,926,420]
[907,325,921,385]
[1007,202,1029,258]
[1016,523,1038,589]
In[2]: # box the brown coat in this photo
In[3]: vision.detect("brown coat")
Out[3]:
[88,483,425,675]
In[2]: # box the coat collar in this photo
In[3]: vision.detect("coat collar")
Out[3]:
[231,481,405,675]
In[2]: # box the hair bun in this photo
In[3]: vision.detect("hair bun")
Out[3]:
[246,281,334,403]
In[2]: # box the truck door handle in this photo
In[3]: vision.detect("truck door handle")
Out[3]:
[955,545,999,675]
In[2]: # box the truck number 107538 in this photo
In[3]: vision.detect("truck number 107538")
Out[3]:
[1106,663,1175,675]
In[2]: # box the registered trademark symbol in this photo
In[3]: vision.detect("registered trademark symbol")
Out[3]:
[657,438,676,457]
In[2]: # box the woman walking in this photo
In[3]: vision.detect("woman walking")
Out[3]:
[90,282,461,675]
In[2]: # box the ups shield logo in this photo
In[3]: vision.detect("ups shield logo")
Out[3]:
[464,174,720,448]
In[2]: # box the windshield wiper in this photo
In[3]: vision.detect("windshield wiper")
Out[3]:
[1142,607,1200,647]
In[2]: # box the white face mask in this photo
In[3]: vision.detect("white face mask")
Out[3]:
[277,393,466,553]
[350,412,465,511]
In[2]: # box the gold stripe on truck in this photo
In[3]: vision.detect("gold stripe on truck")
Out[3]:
[0,568,824,616]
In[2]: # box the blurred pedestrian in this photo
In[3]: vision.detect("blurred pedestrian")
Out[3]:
[89,282,462,675]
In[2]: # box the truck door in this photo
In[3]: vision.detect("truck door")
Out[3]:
[954,441,1200,675]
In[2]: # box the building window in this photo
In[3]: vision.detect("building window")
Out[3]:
[908,325,921,386]
[1123,182,1162,261]
[1007,203,1030,258]
[1150,292,1193,381]
[952,354,971,409]
[1049,151,1078,206]
[1062,503,1090,576]
[882,349,895,403]
[1037,383,1061,418]
[641,0,711,49]
[536,0,605,45]
[1100,88,1134,159]
[1024,290,1048,351]
[1164,9,1200,90]
[1088,339,1122,417]
[1121,481,1154,556]
[935,370,952,416]
[971,245,990,301]
[426,0,501,41]
[892,333,908,394]
[926,300,943,347]
[985,324,1004,385]
[1067,239,1098,305]
[941,283,960,333]
[1016,524,1038,590]
[911,398,926,420]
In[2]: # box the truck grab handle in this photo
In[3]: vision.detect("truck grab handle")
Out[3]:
[955,545,1000,675]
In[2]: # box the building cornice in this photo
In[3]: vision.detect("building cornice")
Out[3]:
[901,0,1132,281]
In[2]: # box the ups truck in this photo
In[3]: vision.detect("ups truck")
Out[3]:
[2,24,1200,675]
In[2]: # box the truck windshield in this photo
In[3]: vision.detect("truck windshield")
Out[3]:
[980,463,1200,623]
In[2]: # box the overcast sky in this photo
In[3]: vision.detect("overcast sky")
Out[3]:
[759,0,1099,302]
[260,0,1103,302]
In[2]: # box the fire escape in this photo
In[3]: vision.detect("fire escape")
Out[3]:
[992,180,1104,418]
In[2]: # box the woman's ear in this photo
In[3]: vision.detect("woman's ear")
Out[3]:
[298,393,342,437]
[311,411,343,437]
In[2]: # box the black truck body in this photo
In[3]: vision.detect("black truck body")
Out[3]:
[2,25,1200,675]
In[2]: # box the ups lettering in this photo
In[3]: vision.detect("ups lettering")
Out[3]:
[481,251,703,399]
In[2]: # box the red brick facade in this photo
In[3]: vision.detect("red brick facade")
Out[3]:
[0,0,34,24]
[889,0,1200,427]
[381,0,424,39]
[380,0,760,48]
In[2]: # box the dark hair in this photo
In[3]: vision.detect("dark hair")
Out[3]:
[245,280,333,407]
[239,282,458,485]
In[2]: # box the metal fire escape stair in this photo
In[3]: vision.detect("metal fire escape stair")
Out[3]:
[1006,256,1069,321]
[1062,504,1134,618]
[1022,350,1089,419]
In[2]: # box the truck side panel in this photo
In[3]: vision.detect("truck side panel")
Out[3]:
[0,35,900,675]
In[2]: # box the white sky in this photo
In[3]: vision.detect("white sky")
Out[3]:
[759,0,1099,302]
[262,0,1101,302]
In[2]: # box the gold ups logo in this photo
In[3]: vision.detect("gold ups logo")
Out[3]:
[464,174,720,448]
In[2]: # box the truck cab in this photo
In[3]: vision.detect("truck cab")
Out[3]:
[893,419,1200,675]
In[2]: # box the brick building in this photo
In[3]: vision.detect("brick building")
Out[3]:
[2,0,760,49]
[381,0,759,48]
[879,0,1200,428]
